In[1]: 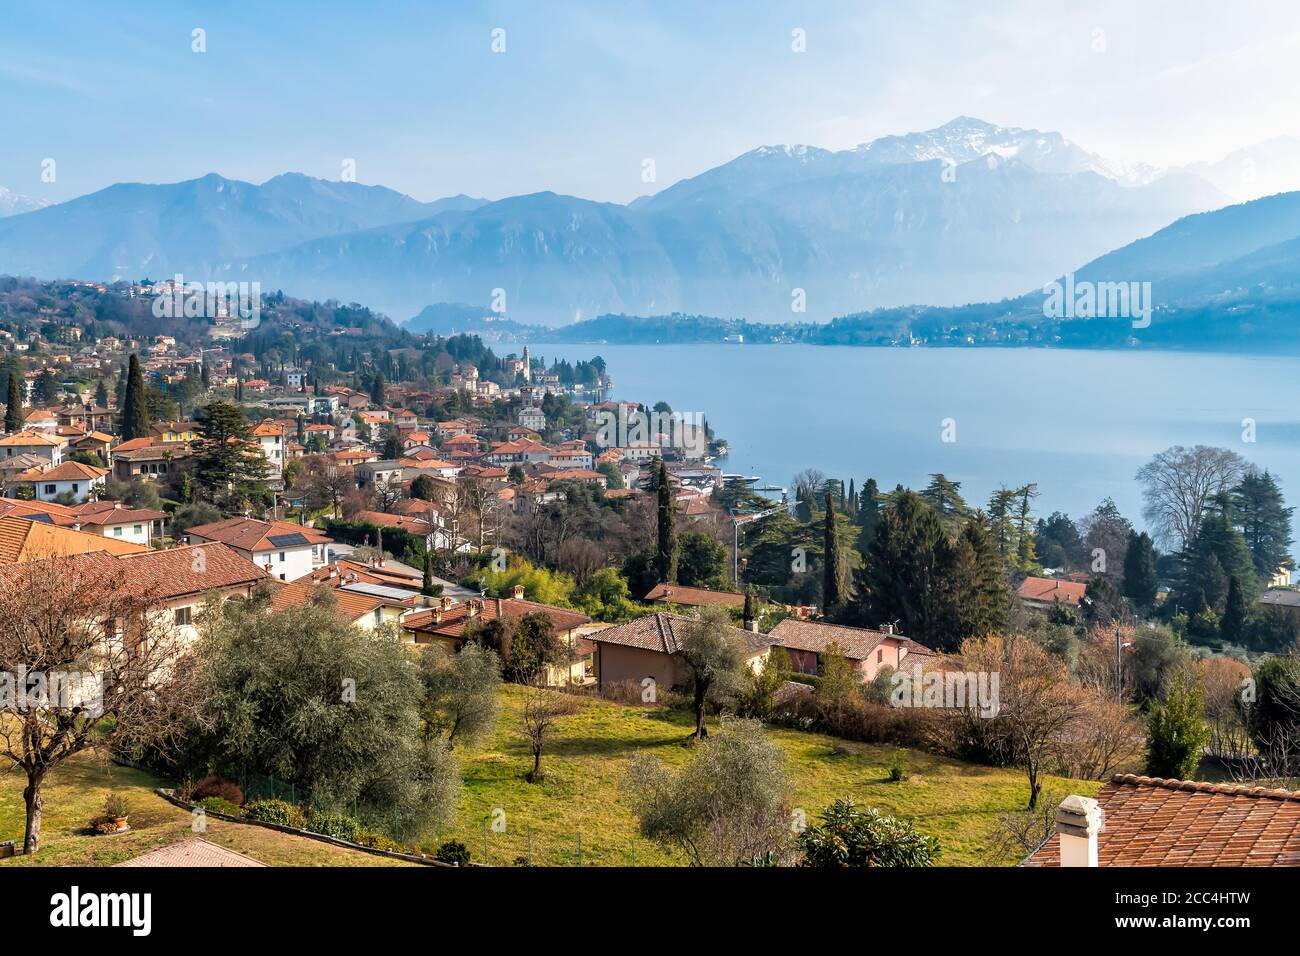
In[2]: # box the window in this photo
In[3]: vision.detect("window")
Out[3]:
[877,649,884,664]
[278,551,286,561]
[44,485,56,495]
[72,483,80,494]
[112,526,122,537]
[174,606,192,626]
[133,524,142,534]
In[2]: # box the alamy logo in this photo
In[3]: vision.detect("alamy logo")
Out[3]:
[1042,272,1152,329]
[152,272,262,329]
[592,407,707,458]
[50,886,152,936]
[890,665,1000,718]
[1,669,104,717]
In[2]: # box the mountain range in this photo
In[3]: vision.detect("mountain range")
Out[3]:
[0,117,1296,325]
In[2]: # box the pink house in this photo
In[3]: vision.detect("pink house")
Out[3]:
[767,619,933,682]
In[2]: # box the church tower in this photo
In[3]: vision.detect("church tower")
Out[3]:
[522,345,532,383]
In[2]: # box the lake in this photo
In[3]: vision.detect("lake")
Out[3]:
[537,344,1300,531]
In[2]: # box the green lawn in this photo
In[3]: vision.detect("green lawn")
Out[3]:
[0,755,415,867]
[2,689,1100,867]
[439,685,1101,867]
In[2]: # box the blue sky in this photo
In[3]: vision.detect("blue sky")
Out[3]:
[3,0,1299,204]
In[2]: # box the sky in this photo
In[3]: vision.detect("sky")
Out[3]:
[3,0,1299,205]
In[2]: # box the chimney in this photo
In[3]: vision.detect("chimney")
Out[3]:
[1055,795,1104,867]
[749,620,759,633]
[434,608,443,624]
[440,596,454,611]
[496,597,504,616]
[467,600,481,618]
[511,584,526,600]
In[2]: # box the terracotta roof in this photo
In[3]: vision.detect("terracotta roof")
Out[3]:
[186,516,332,552]
[112,442,191,461]
[108,543,267,600]
[1017,576,1087,606]
[644,583,745,608]
[1025,774,1300,867]
[0,514,149,562]
[16,460,107,482]
[0,430,63,447]
[270,576,384,622]
[404,596,590,640]
[768,618,904,661]
[354,511,437,535]
[591,612,770,655]
[69,500,167,525]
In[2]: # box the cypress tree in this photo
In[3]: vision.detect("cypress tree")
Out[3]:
[743,589,756,631]
[846,478,857,519]
[1122,530,1159,608]
[824,490,844,612]
[93,379,109,409]
[1221,576,1248,645]
[422,551,437,597]
[119,353,150,441]
[4,372,21,434]
[655,460,677,584]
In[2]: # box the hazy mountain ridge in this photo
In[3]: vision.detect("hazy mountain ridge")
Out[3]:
[0,117,1272,323]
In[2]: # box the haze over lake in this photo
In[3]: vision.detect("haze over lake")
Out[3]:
[539,344,1300,532]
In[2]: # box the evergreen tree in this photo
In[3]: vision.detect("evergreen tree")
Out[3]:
[846,478,857,519]
[1220,576,1248,645]
[847,491,945,642]
[1146,671,1209,780]
[1231,471,1293,580]
[200,362,211,389]
[743,589,756,632]
[655,461,677,584]
[422,552,438,597]
[1178,500,1257,610]
[119,353,150,441]
[4,373,21,434]
[823,491,845,612]
[370,369,386,406]
[855,478,880,553]
[93,379,109,409]
[192,401,268,503]
[935,515,1010,648]
[1121,530,1159,608]
[920,473,969,533]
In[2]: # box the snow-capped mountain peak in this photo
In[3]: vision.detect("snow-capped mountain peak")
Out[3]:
[0,186,52,217]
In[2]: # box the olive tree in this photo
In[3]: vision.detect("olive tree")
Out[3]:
[623,717,791,866]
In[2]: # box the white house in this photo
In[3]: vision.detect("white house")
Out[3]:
[19,460,107,503]
[184,516,333,583]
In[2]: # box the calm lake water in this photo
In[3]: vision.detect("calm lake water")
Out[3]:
[538,344,1300,529]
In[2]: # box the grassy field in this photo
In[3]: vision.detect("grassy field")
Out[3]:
[0,755,415,867]
[2,688,1101,867]
[438,685,1101,867]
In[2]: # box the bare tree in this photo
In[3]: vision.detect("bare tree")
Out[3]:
[792,469,827,502]
[0,555,204,854]
[950,633,1085,810]
[520,684,580,782]
[1136,445,1251,549]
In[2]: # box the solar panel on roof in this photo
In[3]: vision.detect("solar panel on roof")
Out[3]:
[268,532,310,548]
[28,514,54,524]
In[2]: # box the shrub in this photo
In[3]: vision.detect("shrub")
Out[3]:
[197,796,244,817]
[307,812,361,843]
[104,793,130,819]
[1146,670,1209,780]
[355,830,401,852]
[191,775,244,806]
[435,840,471,866]
[798,798,939,867]
[887,748,909,782]
[243,799,306,828]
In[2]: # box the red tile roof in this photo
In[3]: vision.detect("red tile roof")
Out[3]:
[590,611,770,655]
[1016,576,1087,606]
[1025,774,1300,867]
[644,583,745,608]
[768,618,923,661]
[404,597,590,640]
[186,516,331,552]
